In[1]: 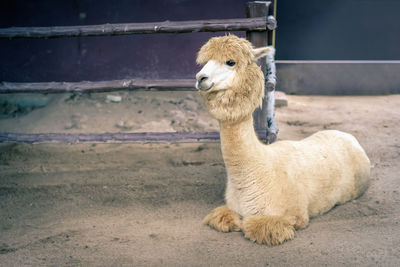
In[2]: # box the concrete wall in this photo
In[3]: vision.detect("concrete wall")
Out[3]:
[276,0,400,60]
[276,61,400,95]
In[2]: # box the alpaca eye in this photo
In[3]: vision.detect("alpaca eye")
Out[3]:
[226,60,236,67]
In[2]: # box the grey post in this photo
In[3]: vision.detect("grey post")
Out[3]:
[246,1,278,143]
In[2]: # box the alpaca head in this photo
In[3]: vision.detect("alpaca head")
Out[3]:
[195,34,273,123]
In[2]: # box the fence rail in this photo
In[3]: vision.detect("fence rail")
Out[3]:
[0,131,267,144]
[0,1,277,143]
[0,79,195,94]
[0,16,276,39]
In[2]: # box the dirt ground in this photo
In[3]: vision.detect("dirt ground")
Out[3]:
[0,92,399,266]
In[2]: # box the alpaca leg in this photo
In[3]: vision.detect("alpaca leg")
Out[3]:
[242,215,296,246]
[203,205,242,232]
[294,214,309,230]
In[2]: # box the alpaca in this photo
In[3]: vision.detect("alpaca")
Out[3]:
[195,34,370,246]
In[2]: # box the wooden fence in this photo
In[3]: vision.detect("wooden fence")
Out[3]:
[0,1,277,143]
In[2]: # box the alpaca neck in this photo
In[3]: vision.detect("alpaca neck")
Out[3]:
[219,115,264,175]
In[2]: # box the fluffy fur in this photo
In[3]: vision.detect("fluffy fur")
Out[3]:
[196,35,269,123]
[196,35,371,246]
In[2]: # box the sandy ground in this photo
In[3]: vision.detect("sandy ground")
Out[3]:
[0,92,400,266]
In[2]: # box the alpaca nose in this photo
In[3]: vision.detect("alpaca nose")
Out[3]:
[198,75,208,84]
[196,74,210,91]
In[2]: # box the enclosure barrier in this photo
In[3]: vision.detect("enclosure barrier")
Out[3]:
[0,17,276,38]
[0,79,196,94]
[0,1,277,143]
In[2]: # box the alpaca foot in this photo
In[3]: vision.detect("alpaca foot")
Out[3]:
[294,215,309,230]
[242,216,296,246]
[203,205,242,232]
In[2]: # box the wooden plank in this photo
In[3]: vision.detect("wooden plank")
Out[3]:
[0,17,275,39]
[0,79,196,94]
[0,131,268,144]
[0,132,219,143]
[246,1,271,131]
[267,0,277,46]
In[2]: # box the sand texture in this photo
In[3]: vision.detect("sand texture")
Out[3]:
[0,92,399,266]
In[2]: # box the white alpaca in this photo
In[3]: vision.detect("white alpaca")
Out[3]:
[195,35,370,246]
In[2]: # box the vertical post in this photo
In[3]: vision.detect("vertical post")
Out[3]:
[267,0,276,47]
[246,1,272,134]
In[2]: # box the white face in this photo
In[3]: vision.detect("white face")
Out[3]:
[195,60,236,92]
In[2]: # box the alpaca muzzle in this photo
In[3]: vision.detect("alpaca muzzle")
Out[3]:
[196,76,214,91]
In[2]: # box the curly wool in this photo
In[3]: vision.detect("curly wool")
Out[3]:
[197,35,264,123]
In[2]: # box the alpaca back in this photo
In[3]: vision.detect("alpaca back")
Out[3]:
[267,130,370,216]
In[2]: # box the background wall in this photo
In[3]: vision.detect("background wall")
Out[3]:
[276,0,400,60]
[1,0,399,93]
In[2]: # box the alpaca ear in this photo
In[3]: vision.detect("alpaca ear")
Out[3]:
[252,46,275,60]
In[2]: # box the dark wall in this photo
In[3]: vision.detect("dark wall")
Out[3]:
[276,0,400,60]
[0,0,249,82]
[1,0,399,83]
